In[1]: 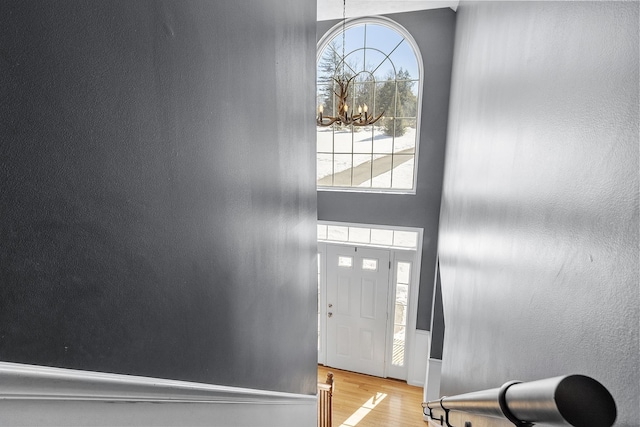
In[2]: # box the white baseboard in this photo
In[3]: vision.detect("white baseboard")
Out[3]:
[407,330,430,387]
[0,362,316,427]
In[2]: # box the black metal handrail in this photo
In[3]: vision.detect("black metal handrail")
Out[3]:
[422,374,616,427]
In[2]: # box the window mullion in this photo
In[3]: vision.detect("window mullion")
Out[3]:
[317,18,420,192]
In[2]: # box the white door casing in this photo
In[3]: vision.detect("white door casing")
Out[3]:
[325,244,390,377]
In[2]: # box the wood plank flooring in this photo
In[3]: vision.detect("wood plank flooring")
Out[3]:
[318,365,428,427]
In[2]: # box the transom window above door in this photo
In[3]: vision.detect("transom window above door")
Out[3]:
[317,17,423,193]
[317,222,419,250]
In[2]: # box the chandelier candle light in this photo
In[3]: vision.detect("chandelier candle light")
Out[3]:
[316,0,384,127]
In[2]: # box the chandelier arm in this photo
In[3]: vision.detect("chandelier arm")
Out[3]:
[317,116,340,127]
[366,111,385,125]
[368,111,385,123]
[352,111,385,126]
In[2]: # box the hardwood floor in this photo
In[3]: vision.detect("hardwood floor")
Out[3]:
[318,365,428,427]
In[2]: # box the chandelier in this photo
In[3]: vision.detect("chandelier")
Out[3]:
[316,0,384,127]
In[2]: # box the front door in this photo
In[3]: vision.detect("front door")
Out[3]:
[325,244,390,377]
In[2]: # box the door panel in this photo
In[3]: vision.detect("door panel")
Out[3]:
[337,326,350,356]
[360,330,373,360]
[337,276,351,315]
[326,245,390,377]
[361,279,376,319]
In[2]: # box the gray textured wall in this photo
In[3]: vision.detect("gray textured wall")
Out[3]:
[439,2,639,425]
[317,8,456,331]
[429,263,444,360]
[0,0,318,395]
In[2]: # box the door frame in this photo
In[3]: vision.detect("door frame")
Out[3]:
[317,221,423,381]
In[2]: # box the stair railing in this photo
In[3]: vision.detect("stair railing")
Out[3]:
[318,372,334,427]
[422,374,616,427]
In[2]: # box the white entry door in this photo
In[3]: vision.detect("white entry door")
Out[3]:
[326,244,390,377]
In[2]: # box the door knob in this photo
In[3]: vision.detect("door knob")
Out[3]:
[328,303,333,308]
[328,312,333,318]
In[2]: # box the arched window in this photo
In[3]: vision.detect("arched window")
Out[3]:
[317,17,422,192]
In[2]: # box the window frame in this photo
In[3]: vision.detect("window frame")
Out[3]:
[316,16,424,195]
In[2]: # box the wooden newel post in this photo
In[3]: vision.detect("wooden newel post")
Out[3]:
[318,372,334,427]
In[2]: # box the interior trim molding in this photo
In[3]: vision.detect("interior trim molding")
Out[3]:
[407,329,430,387]
[0,361,316,405]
